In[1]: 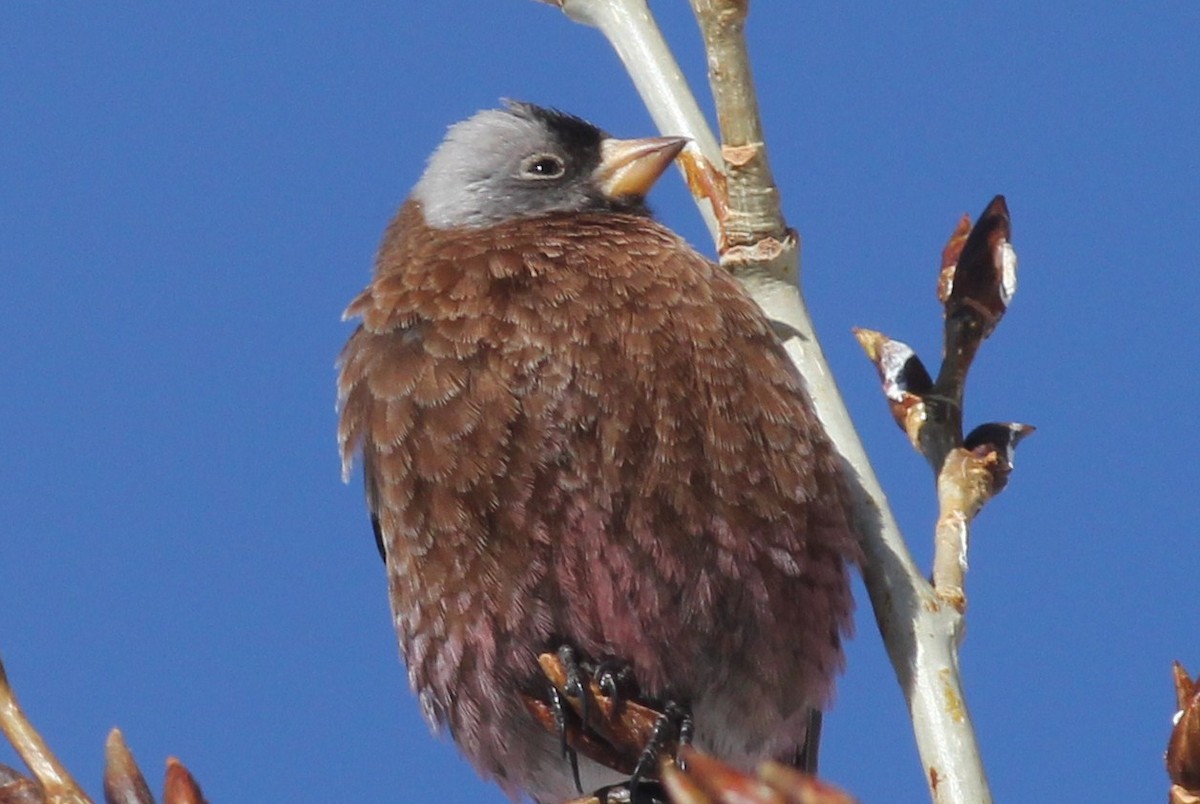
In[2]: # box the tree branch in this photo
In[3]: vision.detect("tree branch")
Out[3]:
[689,0,787,260]
[0,654,90,803]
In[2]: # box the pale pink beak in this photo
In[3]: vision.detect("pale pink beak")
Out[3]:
[593,136,689,200]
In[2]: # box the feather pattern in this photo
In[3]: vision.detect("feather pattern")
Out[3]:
[338,200,858,802]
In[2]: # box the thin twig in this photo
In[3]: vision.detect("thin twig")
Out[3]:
[0,655,90,804]
[858,196,1032,793]
[689,0,787,260]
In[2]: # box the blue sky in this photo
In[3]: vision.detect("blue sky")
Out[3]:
[2,3,1196,801]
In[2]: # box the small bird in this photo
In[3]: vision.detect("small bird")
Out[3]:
[338,101,858,802]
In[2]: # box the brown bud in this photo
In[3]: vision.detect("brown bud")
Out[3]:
[1168,662,1200,798]
[103,730,153,804]
[661,746,778,803]
[963,423,1037,496]
[659,747,856,804]
[0,764,46,804]
[853,328,932,450]
[162,759,205,804]
[937,214,973,304]
[759,760,857,803]
[678,149,728,224]
[943,195,1017,338]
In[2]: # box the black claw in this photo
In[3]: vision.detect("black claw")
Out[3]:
[629,700,691,796]
[673,703,693,749]
[547,684,583,793]
[548,685,569,758]
[594,658,634,710]
[567,739,581,794]
[558,644,591,734]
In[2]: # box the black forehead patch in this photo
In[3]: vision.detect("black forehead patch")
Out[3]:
[501,100,607,155]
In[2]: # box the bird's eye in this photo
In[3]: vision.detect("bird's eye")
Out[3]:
[520,154,566,179]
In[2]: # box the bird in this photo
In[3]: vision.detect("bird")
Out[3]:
[337,101,859,803]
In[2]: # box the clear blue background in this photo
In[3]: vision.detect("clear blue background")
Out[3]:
[2,4,1196,801]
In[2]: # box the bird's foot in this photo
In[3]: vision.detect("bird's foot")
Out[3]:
[533,648,690,797]
[547,646,633,795]
[555,648,640,733]
[584,704,690,804]
[629,699,692,796]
